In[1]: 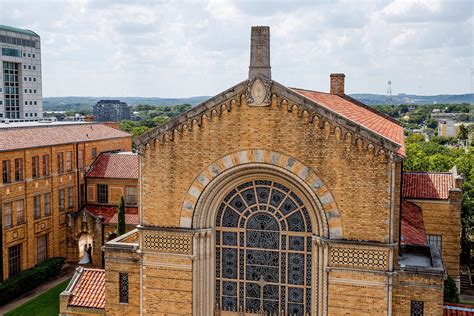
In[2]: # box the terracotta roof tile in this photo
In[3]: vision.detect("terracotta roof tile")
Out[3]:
[85,205,138,225]
[0,123,131,152]
[403,172,453,200]
[86,152,138,179]
[69,268,105,309]
[401,199,427,246]
[290,88,405,156]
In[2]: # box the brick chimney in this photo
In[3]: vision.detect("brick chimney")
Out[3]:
[249,26,271,80]
[330,73,345,96]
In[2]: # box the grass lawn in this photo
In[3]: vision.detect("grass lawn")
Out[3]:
[5,278,71,316]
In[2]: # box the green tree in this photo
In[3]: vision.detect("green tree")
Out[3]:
[117,195,126,236]
[444,275,459,303]
[131,126,150,137]
[458,124,468,141]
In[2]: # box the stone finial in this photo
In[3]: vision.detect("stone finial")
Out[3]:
[330,73,345,96]
[249,26,271,80]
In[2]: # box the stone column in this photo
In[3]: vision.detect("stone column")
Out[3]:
[249,26,271,80]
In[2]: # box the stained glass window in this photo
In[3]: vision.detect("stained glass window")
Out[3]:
[216,180,312,314]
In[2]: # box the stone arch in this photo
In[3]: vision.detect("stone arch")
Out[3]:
[180,149,343,239]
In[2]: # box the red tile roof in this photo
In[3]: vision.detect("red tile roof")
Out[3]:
[86,152,138,179]
[403,172,454,200]
[69,268,105,309]
[290,88,405,156]
[401,199,427,246]
[85,205,138,225]
[0,123,131,152]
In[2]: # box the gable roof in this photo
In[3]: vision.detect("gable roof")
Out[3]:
[68,268,105,310]
[403,172,454,200]
[290,88,405,156]
[401,199,427,246]
[0,123,131,152]
[86,152,138,179]
[85,205,138,225]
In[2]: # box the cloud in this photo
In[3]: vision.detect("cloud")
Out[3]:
[0,0,471,96]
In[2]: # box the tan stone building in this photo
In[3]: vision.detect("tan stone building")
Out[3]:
[62,27,462,315]
[0,122,131,282]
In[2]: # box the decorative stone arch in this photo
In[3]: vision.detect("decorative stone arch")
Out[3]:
[181,149,343,239]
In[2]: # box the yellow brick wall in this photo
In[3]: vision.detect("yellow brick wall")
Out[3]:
[85,178,138,206]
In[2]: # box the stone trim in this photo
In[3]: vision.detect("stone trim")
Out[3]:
[180,149,343,239]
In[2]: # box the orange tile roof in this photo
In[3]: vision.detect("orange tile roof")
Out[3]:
[86,152,138,179]
[401,199,427,246]
[290,88,405,156]
[69,268,105,309]
[0,123,131,152]
[403,172,454,200]
[108,213,139,225]
[85,205,138,225]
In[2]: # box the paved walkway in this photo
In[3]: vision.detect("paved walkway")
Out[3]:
[0,267,75,315]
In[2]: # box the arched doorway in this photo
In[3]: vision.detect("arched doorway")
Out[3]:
[78,232,92,262]
[215,179,312,314]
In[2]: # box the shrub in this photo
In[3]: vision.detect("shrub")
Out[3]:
[0,257,65,306]
[444,275,459,303]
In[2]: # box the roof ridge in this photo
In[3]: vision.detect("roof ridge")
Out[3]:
[403,171,453,175]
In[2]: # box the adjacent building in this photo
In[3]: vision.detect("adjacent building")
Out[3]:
[0,25,42,121]
[0,122,131,282]
[93,100,131,122]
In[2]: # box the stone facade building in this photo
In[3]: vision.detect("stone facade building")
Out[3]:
[93,100,131,122]
[62,27,462,315]
[0,122,131,282]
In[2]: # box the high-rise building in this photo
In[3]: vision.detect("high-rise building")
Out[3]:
[93,100,131,122]
[0,25,42,122]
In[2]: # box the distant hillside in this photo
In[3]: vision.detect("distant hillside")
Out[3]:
[43,93,473,111]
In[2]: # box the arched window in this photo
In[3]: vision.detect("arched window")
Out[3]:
[215,180,312,314]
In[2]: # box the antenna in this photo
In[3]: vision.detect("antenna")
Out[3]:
[386,80,392,105]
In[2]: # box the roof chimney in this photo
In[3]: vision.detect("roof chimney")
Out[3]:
[249,26,271,80]
[330,73,345,96]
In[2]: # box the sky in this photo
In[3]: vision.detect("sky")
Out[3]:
[0,0,472,97]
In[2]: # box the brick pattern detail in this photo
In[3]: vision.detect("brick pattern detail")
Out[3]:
[142,231,192,255]
[329,246,389,271]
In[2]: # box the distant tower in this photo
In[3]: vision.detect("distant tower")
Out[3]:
[386,80,392,105]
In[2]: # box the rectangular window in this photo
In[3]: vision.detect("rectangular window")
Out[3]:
[36,235,48,264]
[2,160,11,183]
[427,234,442,252]
[14,158,23,181]
[97,184,108,204]
[125,187,137,206]
[8,244,21,277]
[78,149,84,169]
[16,200,24,224]
[59,189,65,211]
[4,202,12,227]
[57,152,64,174]
[119,273,129,303]
[80,184,86,207]
[43,154,50,176]
[32,156,40,178]
[66,151,72,171]
[68,187,74,209]
[1,47,21,57]
[92,147,97,160]
[34,195,41,219]
[410,300,424,316]
[44,193,51,216]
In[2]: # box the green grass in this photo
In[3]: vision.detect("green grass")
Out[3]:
[5,278,71,316]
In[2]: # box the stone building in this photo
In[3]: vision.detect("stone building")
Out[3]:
[61,27,462,315]
[69,151,139,267]
[93,100,131,122]
[0,122,131,282]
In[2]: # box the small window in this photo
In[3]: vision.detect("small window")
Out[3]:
[34,195,41,219]
[125,187,137,206]
[24,101,28,106]
[91,147,97,160]
[14,158,23,181]
[24,89,27,93]
[29,89,32,93]
[43,154,50,176]
[25,113,29,117]
[119,273,129,303]
[23,65,26,70]
[44,193,51,216]
[410,300,423,316]
[24,77,27,81]
[36,234,47,264]
[78,149,84,169]
[33,66,36,70]
[32,156,40,178]
[66,151,72,171]
[97,184,108,204]
[16,200,24,224]
[2,160,11,183]
[8,244,21,277]
[29,77,31,81]
[4,202,12,227]
[57,152,64,174]
[427,234,442,252]
[59,189,65,211]
[28,65,31,70]
[68,187,74,209]
[32,54,35,58]
[34,89,37,93]
[33,78,36,82]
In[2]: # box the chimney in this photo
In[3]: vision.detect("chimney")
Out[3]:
[330,73,345,96]
[249,26,271,80]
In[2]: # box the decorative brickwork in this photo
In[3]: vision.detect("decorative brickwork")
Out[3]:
[328,245,389,271]
[142,231,193,255]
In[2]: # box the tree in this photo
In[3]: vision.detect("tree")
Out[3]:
[458,124,468,141]
[444,275,459,303]
[117,195,126,236]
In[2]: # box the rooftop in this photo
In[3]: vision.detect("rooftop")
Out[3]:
[0,24,39,37]
[403,172,454,200]
[85,205,139,225]
[0,123,131,152]
[86,152,138,179]
[401,199,427,246]
[66,268,105,310]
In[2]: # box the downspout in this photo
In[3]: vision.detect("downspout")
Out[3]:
[0,188,3,282]
[75,143,80,209]
[388,154,396,316]
[101,220,105,268]
[139,153,143,316]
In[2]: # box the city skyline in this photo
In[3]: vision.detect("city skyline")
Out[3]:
[0,0,472,97]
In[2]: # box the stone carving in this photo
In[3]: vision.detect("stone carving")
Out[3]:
[245,75,272,107]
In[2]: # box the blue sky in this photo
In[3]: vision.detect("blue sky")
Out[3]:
[0,0,472,97]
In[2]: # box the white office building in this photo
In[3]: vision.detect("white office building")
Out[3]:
[0,25,42,121]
